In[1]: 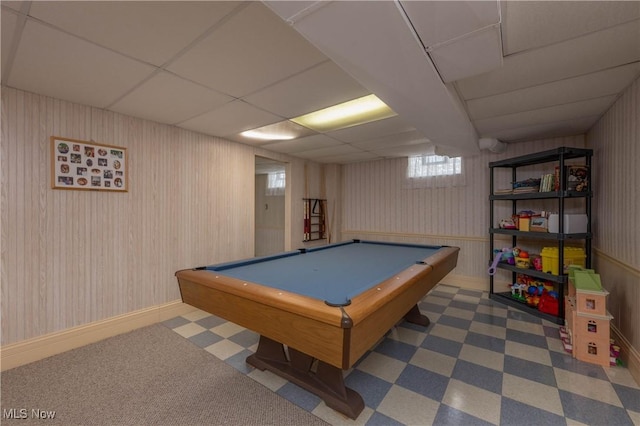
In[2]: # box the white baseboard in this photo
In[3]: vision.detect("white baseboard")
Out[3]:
[1,300,197,372]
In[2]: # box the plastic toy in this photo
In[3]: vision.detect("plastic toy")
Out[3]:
[538,290,559,315]
[488,247,514,275]
[499,218,517,229]
[510,283,527,302]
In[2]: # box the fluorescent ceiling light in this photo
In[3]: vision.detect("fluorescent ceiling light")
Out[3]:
[291,94,397,133]
[240,120,311,141]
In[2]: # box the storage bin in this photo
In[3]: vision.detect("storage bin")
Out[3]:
[548,214,588,233]
[540,247,586,275]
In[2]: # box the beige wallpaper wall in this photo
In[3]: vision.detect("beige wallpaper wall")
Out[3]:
[588,77,639,354]
[0,87,333,345]
[341,135,587,280]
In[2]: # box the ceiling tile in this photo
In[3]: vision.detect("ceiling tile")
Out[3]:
[400,0,500,46]
[428,24,503,82]
[262,1,323,21]
[7,20,155,108]
[28,1,241,66]
[312,151,379,164]
[474,95,617,136]
[370,143,436,158]
[261,134,343,154]
[467,63,640,120]
[328,116,416,143]
[293,143,361,159]
[243,61,369,118]
[109,71,233,125]
[178,100,282,138]
[457,19,640,100]
[485,116,601,142]
[502,1,640,55]
[2,2,22,11]
[351,129,429,149]
[166,2,326,98]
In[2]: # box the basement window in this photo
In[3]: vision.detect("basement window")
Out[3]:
[266,171,285,196]
[406,155,465,188]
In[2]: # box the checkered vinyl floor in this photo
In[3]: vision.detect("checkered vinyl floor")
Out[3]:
[163,285,640,425]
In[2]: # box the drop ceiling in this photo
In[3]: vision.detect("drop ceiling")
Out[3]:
[2,1,638,163]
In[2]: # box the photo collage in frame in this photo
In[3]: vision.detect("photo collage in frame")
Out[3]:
[51,136,128,192]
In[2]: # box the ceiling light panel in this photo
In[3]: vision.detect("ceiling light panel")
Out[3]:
[291,94,397,132]
[240,120,314,142]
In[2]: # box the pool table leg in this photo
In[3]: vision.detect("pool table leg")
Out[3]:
[404,304,430,327]
[246,335,365,420]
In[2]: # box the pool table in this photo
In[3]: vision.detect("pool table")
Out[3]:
[176,240,459,419]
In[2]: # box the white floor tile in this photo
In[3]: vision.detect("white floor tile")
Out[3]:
[442,379,501,425]
[429,323,468,343]
[476,304,508,318]
[312,402,373,425]
[442,306,475,320]
[506,318,545,336]
[387,325,427,347]
[173,322,206,338]
[409,347,457,377]
[210,321,246,338]
[459,344,505,372]
[554,367,623,407]
[246,368,287,391]
[547,335,566,353]
[503,373,564,416]
[453,293,482,305]
[376,385,441,425]
[469,321,507,340]
[355,352,406,383]
[505,340,552,366]
[204,339,244,360]
[425,295,452,306]
[181,309,213,322]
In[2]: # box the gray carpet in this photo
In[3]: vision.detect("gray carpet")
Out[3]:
[1,324,329,425]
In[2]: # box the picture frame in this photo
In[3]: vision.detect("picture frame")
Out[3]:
[51,136,128,192]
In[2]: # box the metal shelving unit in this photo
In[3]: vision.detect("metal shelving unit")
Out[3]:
[489,147,593,324]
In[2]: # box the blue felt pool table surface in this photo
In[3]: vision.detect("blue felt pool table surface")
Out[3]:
[205,240,444,306]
